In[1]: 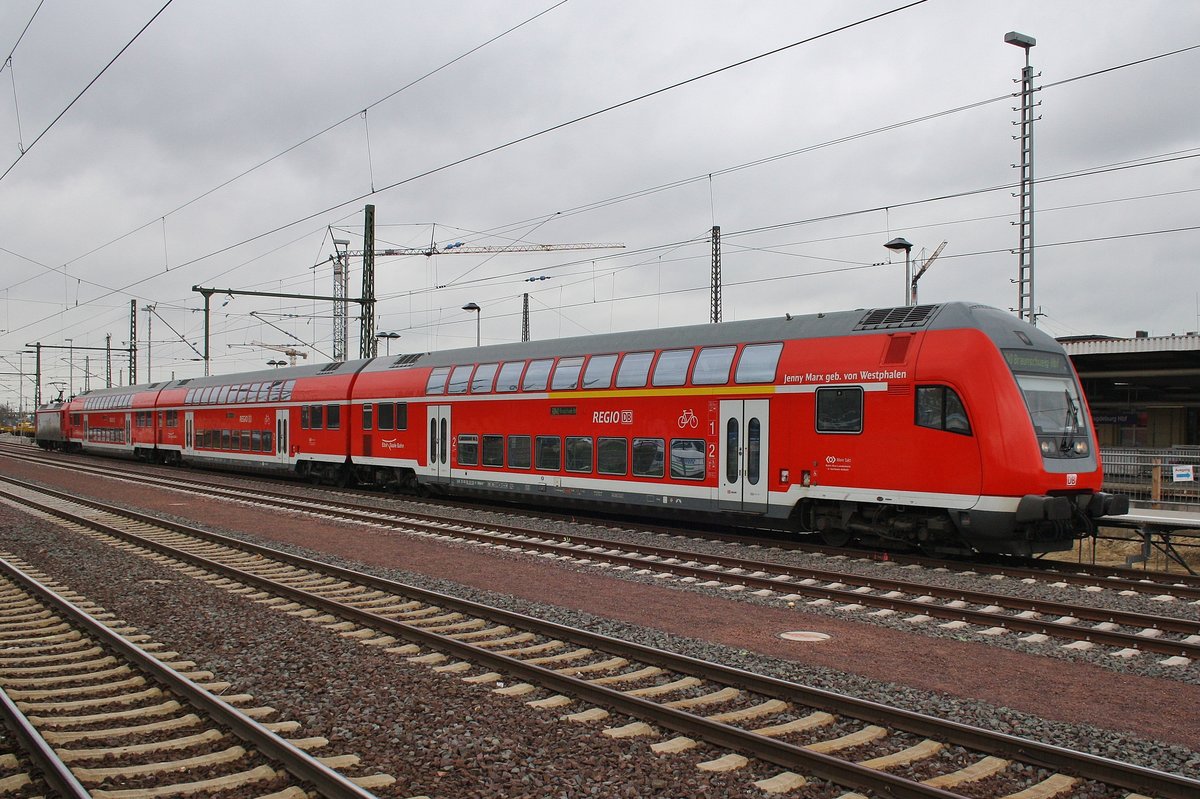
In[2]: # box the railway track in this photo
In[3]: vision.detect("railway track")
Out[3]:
[0,551,393,799]
[1,476,1197,798]
[3,451,1198,665]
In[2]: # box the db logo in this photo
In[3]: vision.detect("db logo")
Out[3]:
[1066,473,1078,486]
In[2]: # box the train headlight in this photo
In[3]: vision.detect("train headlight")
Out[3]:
[1039,439,1053,455]
[1073,440,1089,456]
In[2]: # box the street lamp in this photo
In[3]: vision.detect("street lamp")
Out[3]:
[883,238,914,306]
[1006,30,1037,325]
[375,331,400,356]
[267,359,285,369]
[462,303,481,346]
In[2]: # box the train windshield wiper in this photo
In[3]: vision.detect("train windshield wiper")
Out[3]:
[1061,390,1079,452]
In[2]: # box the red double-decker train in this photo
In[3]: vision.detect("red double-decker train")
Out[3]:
[35,302,1127,556]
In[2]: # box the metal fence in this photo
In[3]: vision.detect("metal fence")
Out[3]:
[1101,446,1200,508]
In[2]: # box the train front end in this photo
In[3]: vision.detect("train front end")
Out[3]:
[964,309,1128,554]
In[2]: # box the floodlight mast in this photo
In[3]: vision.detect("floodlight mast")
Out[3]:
[1006,30,1038,325]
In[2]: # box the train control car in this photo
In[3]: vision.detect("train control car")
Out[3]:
[34,400,68,450]
[348,302,1126,555]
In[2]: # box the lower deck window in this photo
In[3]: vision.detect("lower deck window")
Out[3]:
[482,435,504,466]
[457,434,479,466]
[632,438,665,478]
[670,438,706,480]
[816,387,863,433]
[536,436,561,471]
[565,437,593,473]
[507,435,531,469]
[598,437,627,475]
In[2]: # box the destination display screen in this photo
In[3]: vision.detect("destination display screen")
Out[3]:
[1002,349,1071,375]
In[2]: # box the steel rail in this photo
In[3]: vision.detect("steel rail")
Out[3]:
[5,471,1199,658]
[0,677,91,799]
[0,555,381,799]
[4,480,1198,799]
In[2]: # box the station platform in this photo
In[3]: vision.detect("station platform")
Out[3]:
[1101,504,1200,573]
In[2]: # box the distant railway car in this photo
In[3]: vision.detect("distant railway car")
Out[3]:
[35,401,68,450]
[34,302,1128,556]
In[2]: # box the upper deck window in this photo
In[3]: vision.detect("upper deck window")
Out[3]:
[447,364,474,394]
[426,367,451,395]
[471,363,499,393]
[652,349,694,387]
[551,357,585,390]
[582,354,618,389]
[615,352,654,388]
[495,361,525,393]
[522,359,554,391]
[692,346,736,385]
[735,342,783,384]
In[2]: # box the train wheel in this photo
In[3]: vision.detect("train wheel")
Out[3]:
[820,527,851,547]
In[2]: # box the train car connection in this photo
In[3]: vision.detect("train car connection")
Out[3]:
[33,302,1128,556]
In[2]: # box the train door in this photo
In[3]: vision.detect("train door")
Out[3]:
[275,409,289,463]
[125,413,132,448]
[718,399,770,513]
[427,405,451,484]
[184,412,194,454]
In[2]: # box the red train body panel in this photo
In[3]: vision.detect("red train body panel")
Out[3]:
[35,303,1127,556]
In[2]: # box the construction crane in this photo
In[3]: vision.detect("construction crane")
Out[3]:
[249,341,309,367]
[910,241,948,305]
[326,238,625,360]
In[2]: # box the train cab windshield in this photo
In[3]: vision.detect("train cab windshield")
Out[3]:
[1003,349,1090,458]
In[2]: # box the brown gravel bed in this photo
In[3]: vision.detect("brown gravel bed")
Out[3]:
[3,455,1200,782]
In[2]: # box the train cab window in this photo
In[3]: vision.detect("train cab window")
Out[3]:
[448,364,474,394]
[916,386,972,435]
[670,439,706,480]
[582,354,618,389]
[565,436,593,473]
[522,359,555,391]
[471,363,499,393]
[457,434,479,466]
[496,361,525,393]
[482,435,504,466]
[536,436,561,470]
[597,437,628,475]
[816,387,864,434]
[426,367,451,395]
[735,342,784,384]
[652,349,694,387]
[326,405,340,430]
[362,403,373,430]
[616,352,654,388]
[692,346,736,385]
[551,357,585,390]
[632,438,665,478]
[507,435,531,469]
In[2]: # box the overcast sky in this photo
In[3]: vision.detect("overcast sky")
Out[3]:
[1,0,1197,405]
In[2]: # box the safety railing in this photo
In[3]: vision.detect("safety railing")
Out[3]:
[1101,446,1200,509]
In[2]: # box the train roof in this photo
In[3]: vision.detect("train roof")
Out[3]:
[59,302,1061,396]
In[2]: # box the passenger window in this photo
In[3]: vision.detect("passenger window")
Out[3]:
[632,438,665,477]
[395,403,408,431]
[535,436,561,470]
[457,434,479,466]
[582,354,618,389]
[362,403,374,430]
[301,405,310,429]
[816,387,863,434]
[447,364,474,394]
[426,367,451,395]
[482,435,504,466]
[616,352,654,388]
[522,359,555,391]
[507,435,531,469]
[551,357,585,390]
[692,346,736,385]
[916,386,972,435]
[495,362,525,393]
[735,342,784,384]
[310,405,324,430]
[652,349,693,387]
[377,402,393,431]
[597,437,628,475]
[565,437,593,473]
[670,438,706,480]
[326,405,340,430]
[471,363,499,393]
